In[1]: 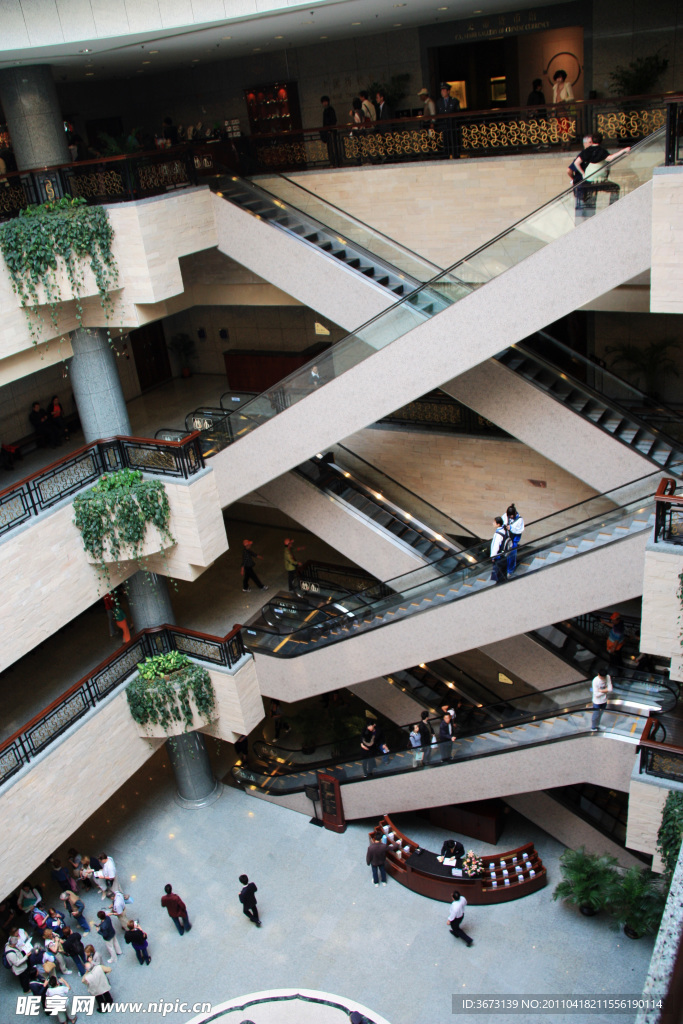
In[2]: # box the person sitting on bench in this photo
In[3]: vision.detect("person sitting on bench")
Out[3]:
[48,395,70,441]
[29,401,61,448]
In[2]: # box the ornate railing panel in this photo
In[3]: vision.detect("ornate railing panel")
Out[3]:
[0,625,248,787]
[0,433,204,538]
[654,477,683,544]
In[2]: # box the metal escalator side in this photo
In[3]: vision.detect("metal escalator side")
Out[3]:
[198,131,665,462]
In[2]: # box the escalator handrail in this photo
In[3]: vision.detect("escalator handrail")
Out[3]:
[233,706,645,794]
[204,130,664,447]
[334,443,478,542]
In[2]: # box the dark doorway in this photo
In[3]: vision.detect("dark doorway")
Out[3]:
[130,321,172,393]
[430,37,520,111]
[85,116,124,150]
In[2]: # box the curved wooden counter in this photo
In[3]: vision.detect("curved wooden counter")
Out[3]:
[370,815,547,905]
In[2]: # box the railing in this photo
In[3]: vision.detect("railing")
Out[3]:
[0,433,204,538]
[572,611,642,646]
[296,559,392,599]
[638,716,683,782]
[243,93,676,173]
[0,624,247,788]
[654,477,683,544]
[665,98,683,165]
[378,390,508,437]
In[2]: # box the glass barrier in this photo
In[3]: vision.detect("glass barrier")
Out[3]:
[202,130,665,460]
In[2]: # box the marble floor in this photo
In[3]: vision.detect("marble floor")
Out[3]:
[0,748,655,1024]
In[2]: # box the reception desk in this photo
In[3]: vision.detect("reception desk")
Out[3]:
[371,815,547,905]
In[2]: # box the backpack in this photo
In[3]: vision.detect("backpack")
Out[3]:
[2,946,16,969]
[497,527,513,555]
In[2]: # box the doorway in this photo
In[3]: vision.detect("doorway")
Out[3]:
[129,321,172,393]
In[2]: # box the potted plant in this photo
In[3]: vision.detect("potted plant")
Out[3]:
[605,338,679,400]
[553,847,620,917]
[657,791,683,877]
[606,866,667,939]
[126,651,216,737]
[462,851,484,877]
[167,332,198,378]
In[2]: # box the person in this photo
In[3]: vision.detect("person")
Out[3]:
[320,95,339,167]
[161,884,191,936]
[441,839,465,859]
[47,396,69,440]
[567,133,595,185]
[238,875,261,927]
[83,943,101,967]
[44,907,66,935]
[17,884,42,915]
[124,921,151,964]
[439,712,456,760]
[234,733,249,761]
[50,858,76,893]
[360,721,379,776]
[102,593,117,638]
[375,89,393,159]
[80,856,106,896]
[97,854,117,892]
[59,891,90,932]
[526,79,546,107]
[4,932,31,991]
[348,97,367,164]
[241,539,268,593]
[45,973,77,1023]
[284,538,301,592]
[418,87,436,127]
[95,910,122,963]
[447,890,473,946]
[66,850,83,889]
[29,402,61,447]
[571,132,631,215]
[82,957,113,1011]
[418,710,435,764]
[359,90,376,124]
[606,612,626,662]
[0,899,17,939]
[490,516,510,584]
[61,926,87,976]
[437,82,460,158]
[551,70,574,149]
[309,364,321,388]
[366,835,388,886]
[43,929,72,975]
[105,889,129,933]
[162,116,178,146]
[591,666,613,732]
[502,504,524,575]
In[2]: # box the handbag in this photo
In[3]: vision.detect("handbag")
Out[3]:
[102,965,112,974]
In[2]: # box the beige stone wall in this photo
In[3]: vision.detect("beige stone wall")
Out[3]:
[199,658,265,740]
[625,776,670,872]
[0,690,163,901]
[650,169,683,316]
[640,541,683,662]
[0,469,228,673]
[343,428,597,539]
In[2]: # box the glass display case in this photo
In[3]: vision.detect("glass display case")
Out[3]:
[244,82,302,134]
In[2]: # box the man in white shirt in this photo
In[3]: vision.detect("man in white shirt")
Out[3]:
[502,504,524,575]
[447,889,473,947]
[106,889,130,932]
[591,667,613,731]
[490,517,509,584]
[99,854,117,891]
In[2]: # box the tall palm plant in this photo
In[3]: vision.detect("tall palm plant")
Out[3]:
[605,338,680,399]
[553,847,620,916]
[606,866,667,938]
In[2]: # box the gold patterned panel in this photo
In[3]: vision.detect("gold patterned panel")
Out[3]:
[462,116,572,150]
[343,128,444,162]
[0,494,27,529]
[34,454,99,504]
[304,139,328,163]
[125,447,177,473]
[138,160,190,191]
[649,750,683,781]
[69,170,126,199]
[174,635,223,662]
[29,689,90,749]
[596,108,666,141]
[387,399,464,427]
[0,185,29,215]
[256,141,309,168]
[0,744,22,780]
[93,642,147,696]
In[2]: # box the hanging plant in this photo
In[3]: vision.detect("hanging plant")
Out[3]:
[126,652,216,733]
[72,468,175,581]
[657,790,683,877]
[0,195,118,346]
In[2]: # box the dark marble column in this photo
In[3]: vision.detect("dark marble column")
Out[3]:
[0,66,70,170]
[69,328,132,443]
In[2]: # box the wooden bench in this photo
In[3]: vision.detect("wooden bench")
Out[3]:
[2,412,79,469]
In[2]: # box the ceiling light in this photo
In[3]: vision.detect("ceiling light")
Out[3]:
[142,60,151,64]
[393,3,407,6]
[85,72,94,76]
[149,49,159,53]
[253,47,261,51]
[137,69,144,73]
[274,35,283,39]
[438,5,448,8]
[351,21,361,25]
[394,22,402,26]
[191,58,200,62]
[320,35,327,39]
[222,36,232,40]
[79,48,92,53]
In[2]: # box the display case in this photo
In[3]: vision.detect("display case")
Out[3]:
[244,82,302,135]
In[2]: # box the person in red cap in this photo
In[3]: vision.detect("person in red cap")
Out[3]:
[241,539,267,593]
[284,538,301,592]
[606,612,625,664]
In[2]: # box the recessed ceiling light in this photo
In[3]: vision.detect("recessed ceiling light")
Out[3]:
[253,47,261,51]
[274,35,283,39]
[320,35,327,39]
[351,21,361,25]
[142,60,151,64]
[79,48,92,53]
[149,49,159,53]
[394,23,402,26]
[137,69,144,73]
[191,58,200,62]
[438,5,448,9]
[222,36,231,40]
[85,72,94,76]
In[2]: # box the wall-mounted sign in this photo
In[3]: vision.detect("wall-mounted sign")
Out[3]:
[318,772,346,833]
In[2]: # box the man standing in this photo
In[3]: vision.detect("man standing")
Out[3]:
[360,721,379,777]
[238,875,261,927]
[29,402,61,448]
[418,710,435,764]
[98,853,117,892]
[106,889,130,932]
[359,90,376,124]
[366,835,388,887]
[95,910,122,963]
[284,538,301,592]
[438,712,456,761]
[447,890,473,947]
[161,884,191,936]
[591,667,613,732]
[4,933,30,991]
[320,95,339,167]
[490,516,509,584]
[241,539,268,593]
[436,83,460,158]
[503,504,524,575]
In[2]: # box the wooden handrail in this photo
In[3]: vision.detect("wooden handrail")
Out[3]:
[0,431,201,503]
[0,143,195,181]
[0,622,244,759]
[639,715,683,756]
[655,477,683,504]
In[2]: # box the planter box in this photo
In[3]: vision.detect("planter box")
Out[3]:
[132,689,217,739]
[85,525,176,566]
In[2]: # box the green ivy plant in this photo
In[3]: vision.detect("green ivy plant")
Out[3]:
[0,195,118,346]
[657,790,683,876]
[126,653,215,732]
[72,468,174,582]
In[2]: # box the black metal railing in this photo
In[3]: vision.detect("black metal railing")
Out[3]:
[665,98,683,165]
[378,390,508,437]
[572,611,641,646]
[638,717,683,783]
[297,560,392,600]
[0,433,204,538]
[0,624,247,788]
[654,477,683,544]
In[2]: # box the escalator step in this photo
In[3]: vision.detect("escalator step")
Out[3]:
[393,285,405,296]
[362,267,376,277]
[305,232,320,243]
[291,225,306,236]
[347,258,361,268]
[377,276,390,287]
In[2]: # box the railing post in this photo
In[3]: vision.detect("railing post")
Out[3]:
[665,100,679,166]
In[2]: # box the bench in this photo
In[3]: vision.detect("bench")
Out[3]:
[2,411,80,469]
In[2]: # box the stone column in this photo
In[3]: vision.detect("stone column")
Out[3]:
[69,328,131,443]
[0,66,71,170]
[126,572,219,808]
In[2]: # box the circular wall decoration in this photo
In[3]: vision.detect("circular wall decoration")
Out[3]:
[544,52,582,88]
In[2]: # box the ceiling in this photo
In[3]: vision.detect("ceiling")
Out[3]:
[0,0,569,83]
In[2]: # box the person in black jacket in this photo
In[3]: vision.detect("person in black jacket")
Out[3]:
[438,713,456,760]
[241,539,268,593]
[436,83,460,158]
[366,836,388,886]
[29,402,60,448]
[440,839,465,859]
[238,875,261,927]
[124,921,151,965]
[320,96,339,167]
[61,927,86,976]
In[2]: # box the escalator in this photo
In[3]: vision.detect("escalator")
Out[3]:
[200,132,664,508]
[244,477,658,699]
